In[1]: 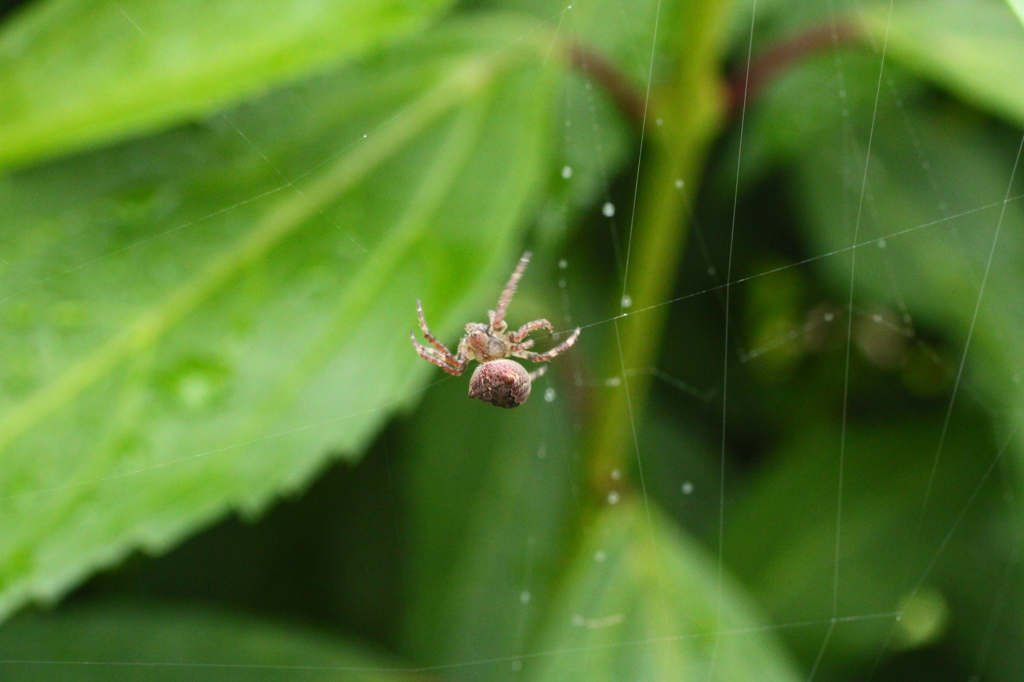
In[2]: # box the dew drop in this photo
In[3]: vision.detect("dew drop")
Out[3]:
[537,444,547,459]
[602,201,616,217]
[558,279,566,289]
[682,481,694,495]
[561,165,573,179]
[607,491,620,505]
[606,376,622,387]
[520,590,531,604]
[872,313,883,323]
[877,239,887,249]
[512,660,523,672]
[824,312,835,322]
[655,117,664,126]
[594,550,606,563]
[559,258,568,269]
[707,266,716,276]
[621,294,632,308]
[544,387,556,402]
[611,469,621,481]
[674,179,684,189]
[163,358,231,411]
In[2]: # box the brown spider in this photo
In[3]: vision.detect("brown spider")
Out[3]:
[411,251,581,408]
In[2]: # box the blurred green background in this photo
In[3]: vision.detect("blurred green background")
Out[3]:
[1,0,1023,680]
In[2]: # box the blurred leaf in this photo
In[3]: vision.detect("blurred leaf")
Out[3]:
[533,73,633,251]
[401,324,581,680]
[793,89,1024,450]
[0,0,454,169]
[860,0,1024,128]
[1007,0,1024,25]
[725,416,1004,667]
[0,604,417,681]
[476,0,683,85]
[525,501,800,682]
[0,18,558,624]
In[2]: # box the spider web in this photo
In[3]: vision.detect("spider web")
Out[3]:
[1,0,1024,681]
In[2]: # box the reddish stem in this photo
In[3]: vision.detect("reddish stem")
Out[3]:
[563,43,648,128]
[728,21,862,115]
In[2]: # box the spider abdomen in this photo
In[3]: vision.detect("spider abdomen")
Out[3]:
[468,359,531,408]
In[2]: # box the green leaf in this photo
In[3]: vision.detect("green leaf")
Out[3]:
[1008,0,1024,26]
[0,0,453,169]
[793,90,1024,447]
[860,0,1024,128]
[0,604,415,681]
[0,18,558,624]
[401,318,580,678]
[774,67,1024,670]
[725,417,1004,666]
[476,0,682,85]
[525,502,801,682]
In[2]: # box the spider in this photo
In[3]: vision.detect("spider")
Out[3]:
[410,251,581,408]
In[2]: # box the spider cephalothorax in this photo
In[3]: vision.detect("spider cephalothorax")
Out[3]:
[410,251,581,408]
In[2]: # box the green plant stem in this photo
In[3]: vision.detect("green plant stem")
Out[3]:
[584,0,730,499]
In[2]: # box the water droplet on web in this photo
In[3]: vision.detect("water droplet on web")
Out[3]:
[656,117,664,126]
[621,294,632,308]
[877,239,887,249]
[558,279,566,288]
[512,660,523,672]
[602,201,616,217]
[611,469,621,480]
[544,387,556,402]
[872,313,883,323]
[675,179,684,189]
[561,165,573,179]
[607,491,620,505]
[559,258,568,269]
[594,550,606,563]
[682,481,694,495]
[363,134,368,138]
[520,590,531,604]
[572,614,585,626]
[606,376,621,387]
[824,312,835,322]
[708,266,716,276]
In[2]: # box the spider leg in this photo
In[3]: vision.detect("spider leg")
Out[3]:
[491,251,531,331]
[510,318,554,343]
[410,332,465,376]
[514,327,581,363]
[508,338,535,353]
[416,300,457,358]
